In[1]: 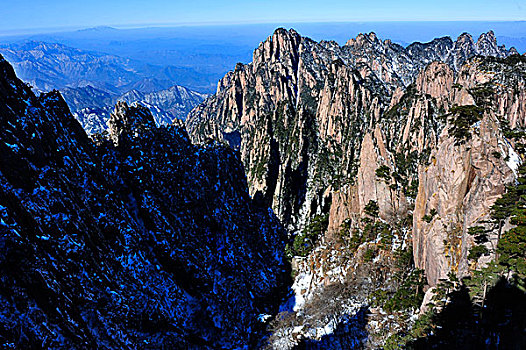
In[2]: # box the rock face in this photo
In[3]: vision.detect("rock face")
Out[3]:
[0,53,289,348]
[187,28,389,232]
[413,55,526,285]
[186,27,524,324]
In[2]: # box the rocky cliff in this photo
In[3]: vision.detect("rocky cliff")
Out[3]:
[0,53,289,348]
[413,55,526,286]
[186,28,525,346]
[187,28,389,232]
[186,28,518,236]
[188,29,511,232]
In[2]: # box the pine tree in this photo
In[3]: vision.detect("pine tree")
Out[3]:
[467,226,490,262]
[494,165,526,289]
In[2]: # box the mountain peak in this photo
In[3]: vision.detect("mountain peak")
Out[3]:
[253,27,301,65]
[77,25,118,33]
[345,32,381,48]
[477,30,497,45]
[272,27,298,37]
[268,27,301,46]
[475,30,510,58]
[456,32,475,45]
[39,89,70,110]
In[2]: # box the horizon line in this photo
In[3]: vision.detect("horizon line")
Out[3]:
[1,19,526,37]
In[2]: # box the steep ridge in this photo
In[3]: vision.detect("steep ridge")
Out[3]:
[186,28,524,347]
[344,29,515,87]
[186,28,516,233]
[187,29,388,232]
[0,54,289,348]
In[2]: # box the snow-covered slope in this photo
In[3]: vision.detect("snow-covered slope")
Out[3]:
[61,84,207,134]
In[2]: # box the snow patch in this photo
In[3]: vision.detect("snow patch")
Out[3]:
[507,144,521,177]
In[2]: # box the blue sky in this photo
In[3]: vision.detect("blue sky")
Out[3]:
[1,0,525,33]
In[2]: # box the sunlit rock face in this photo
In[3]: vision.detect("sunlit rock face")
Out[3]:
[187,26,520,264]
[187,27,525,346]
[413,56,526,286]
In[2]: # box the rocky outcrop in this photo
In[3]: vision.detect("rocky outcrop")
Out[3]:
[0,53,289,349]
[107,101,156,145]
[2,26,524,348]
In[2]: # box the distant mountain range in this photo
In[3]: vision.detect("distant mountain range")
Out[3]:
[0,41,207,133]
[0,40,213,93]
